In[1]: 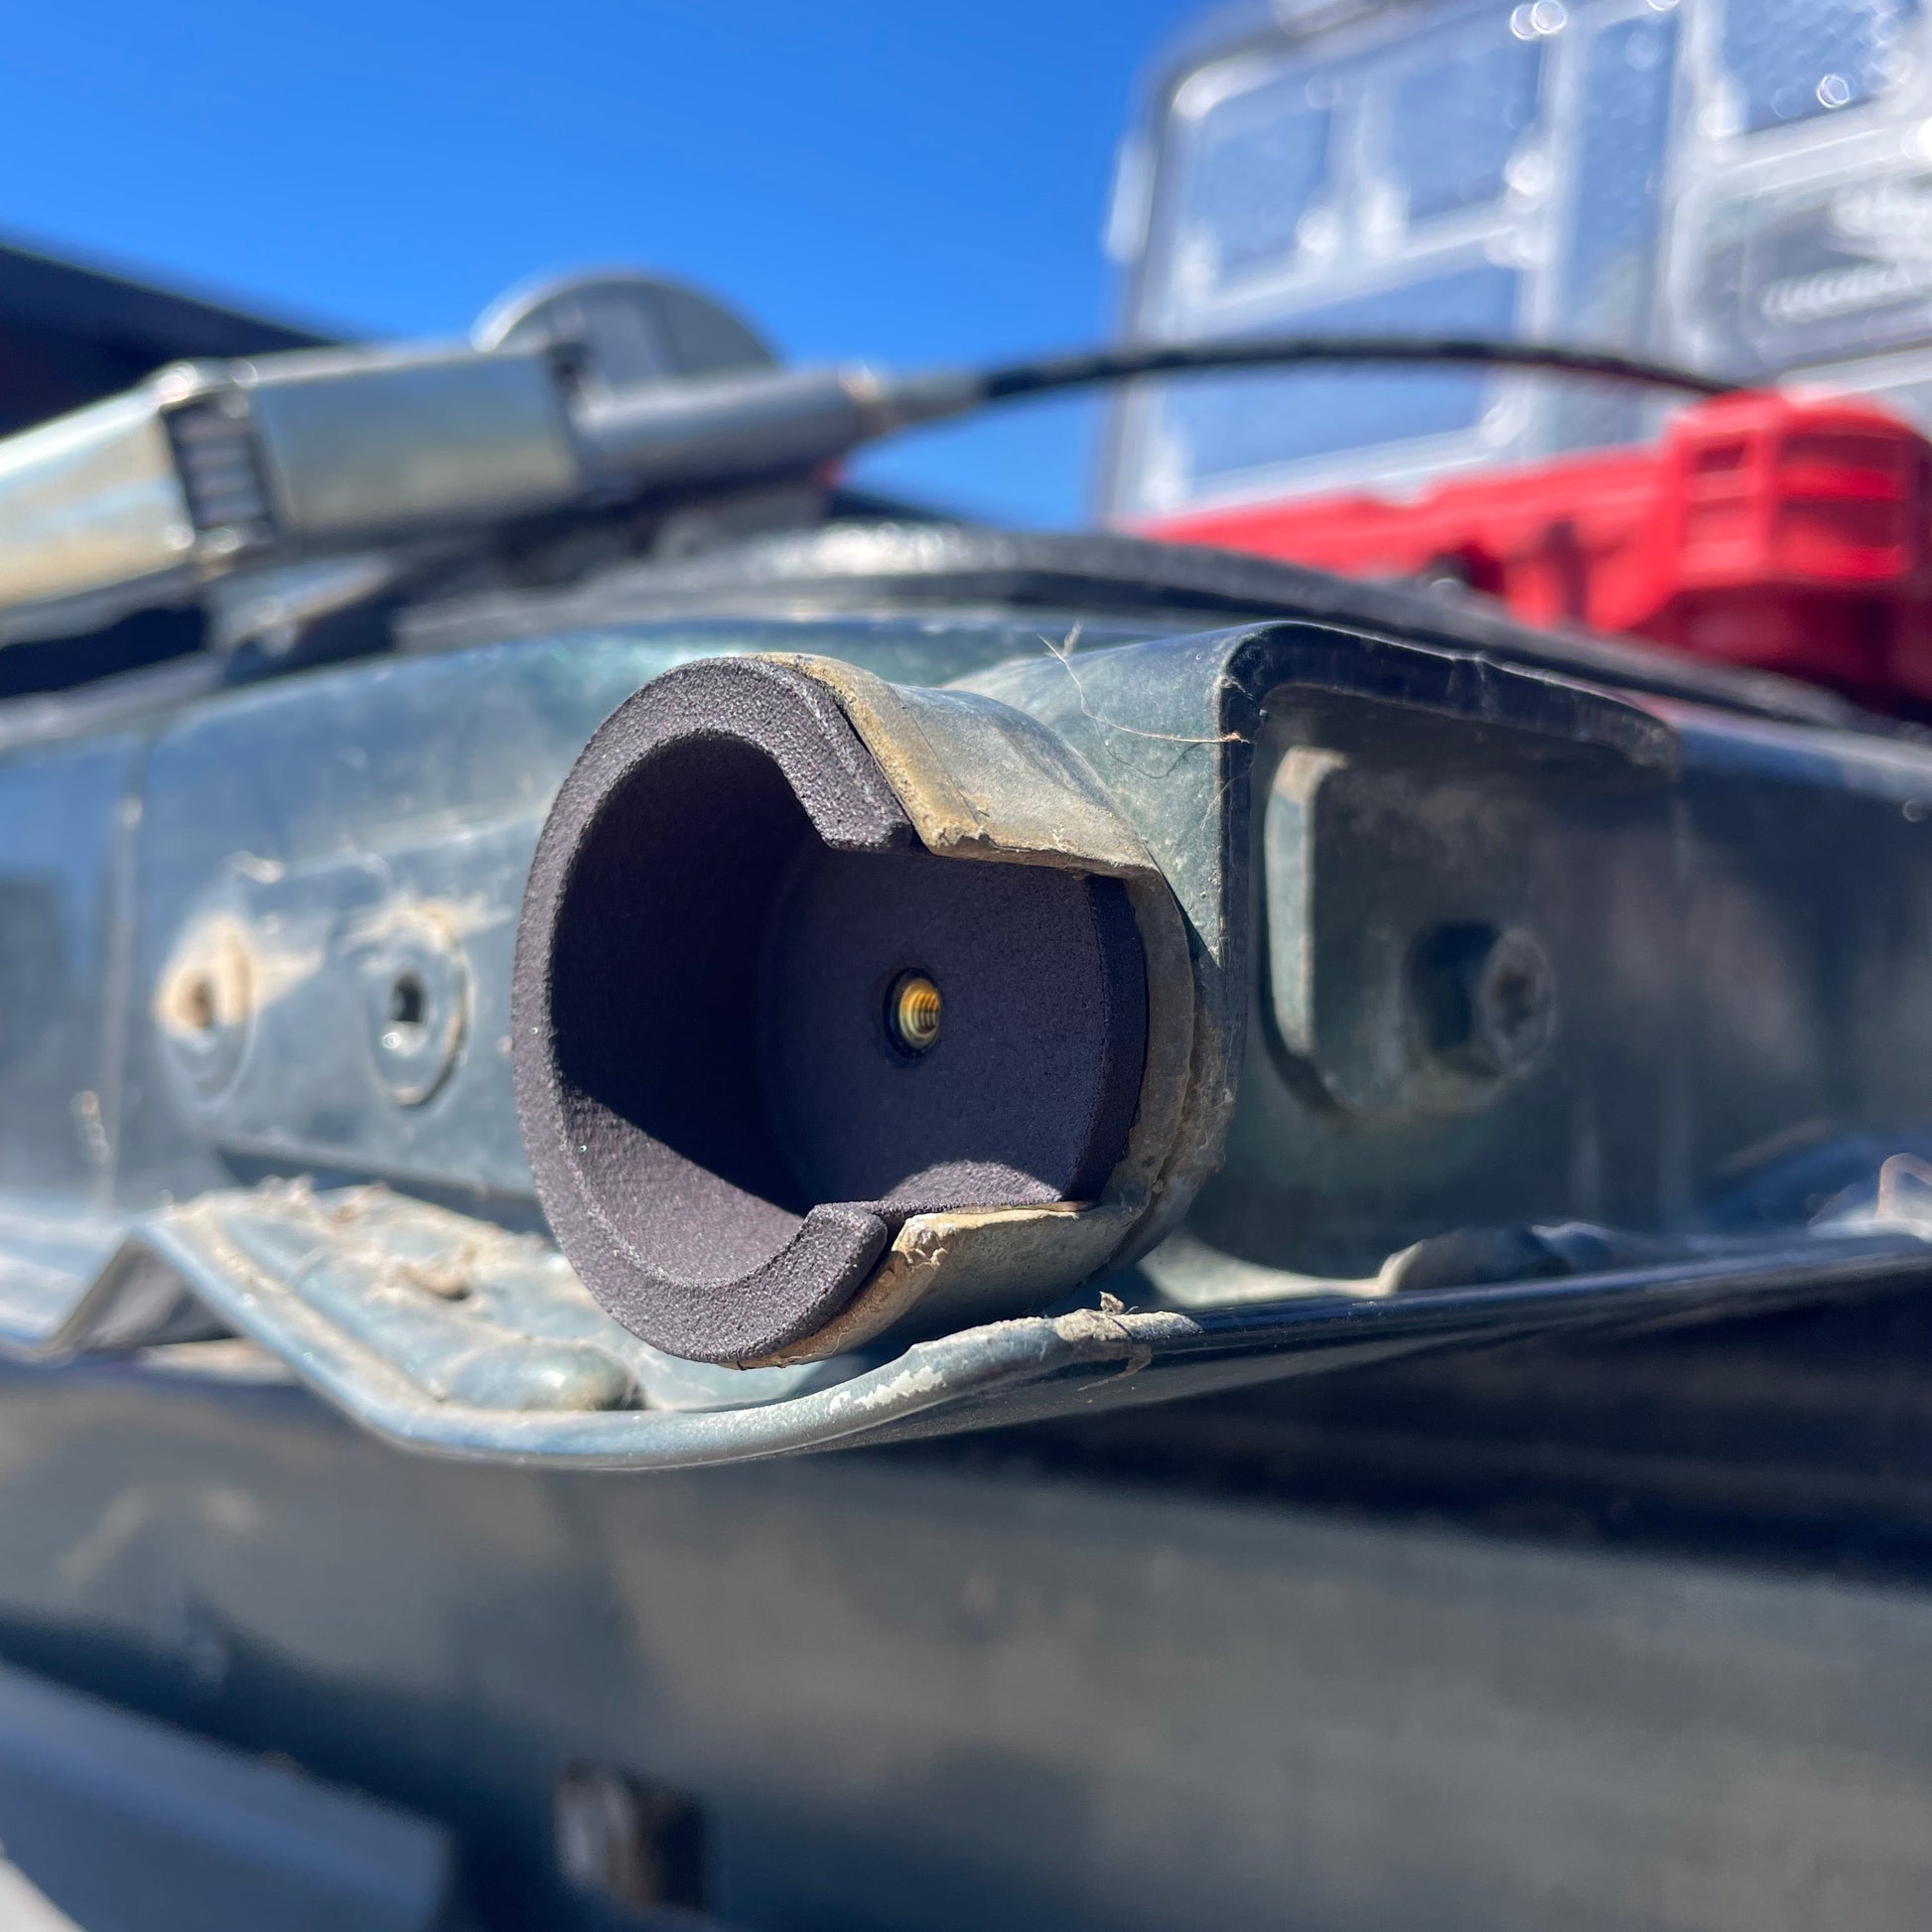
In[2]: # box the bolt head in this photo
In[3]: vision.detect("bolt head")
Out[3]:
[1414,922,1556,1080]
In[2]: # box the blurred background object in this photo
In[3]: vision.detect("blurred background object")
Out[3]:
[0,0,1201,526]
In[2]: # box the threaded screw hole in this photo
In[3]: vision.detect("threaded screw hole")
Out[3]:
[886,971,942,1056]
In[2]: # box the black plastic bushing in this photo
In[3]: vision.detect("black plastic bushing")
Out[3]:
[512,657,1148,1364]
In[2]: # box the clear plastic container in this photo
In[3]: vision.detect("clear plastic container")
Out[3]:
[1105,0,1932,520]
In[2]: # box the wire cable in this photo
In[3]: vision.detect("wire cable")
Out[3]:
[969,336,1737,406]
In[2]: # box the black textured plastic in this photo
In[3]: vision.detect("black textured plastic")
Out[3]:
[760,844,1147,1214]
[512,655,1149,1363]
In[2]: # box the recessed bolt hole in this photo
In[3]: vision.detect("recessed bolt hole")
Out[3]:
[365,930,468,1107]
[380,972,432,1057]
[886,970,942,1056]
[159,920,254,1095]
[182,973,217,1035]
[388,973,427,1029]
[555,1763,709,1912]
[1488,964,1540,1043]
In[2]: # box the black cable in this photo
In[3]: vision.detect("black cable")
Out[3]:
[570,337,1743,495]
[973,336,1737,404]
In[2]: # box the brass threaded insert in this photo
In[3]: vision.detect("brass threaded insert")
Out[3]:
[888,972,942,1054]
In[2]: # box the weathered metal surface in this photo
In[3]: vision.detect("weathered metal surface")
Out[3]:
[397,520,1852,726]
[12,1324,1932,1931]
[0,1659,462,1932]
[2,1178,1929,1469]
[964,625,1932,1275]
[118,621,1087,1210]
[0,1211,132,1355]
[0,570,1922,1445]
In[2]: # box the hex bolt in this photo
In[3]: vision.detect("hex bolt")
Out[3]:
[1413,922,1556,1080]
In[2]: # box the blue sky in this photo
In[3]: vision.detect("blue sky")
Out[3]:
[1,1,1202,524]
